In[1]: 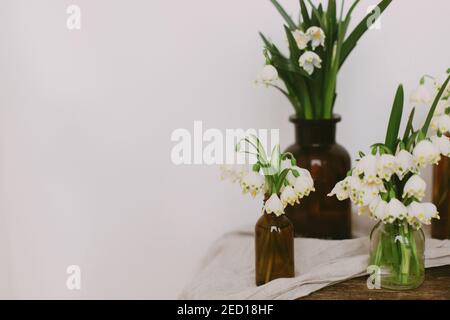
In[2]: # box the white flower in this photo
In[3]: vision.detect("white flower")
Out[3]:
[410,84,432,106]
[395,150,415,178]
[431,135,450,157]
[431,114,450,133]
[264,193,285,216]
[348,176,364,204]
[355,154,379,184]
[306,27,325,50]
[369,196,381,214]
[292,30,310,50]
[376,154,396,181]
[280,185,299,207]
[259,65,278,85]
[285,165,313,187]
[358,205,370,217]
[407,201,439,225]
[293,174,314,198]
[434,99,450,116]
[328,177,351,201]
[240,171,265,197]
[413,139,441,168]
[386,199,408,222]
[358,184,380,206]
[220,164,248,182]
[374,199,388,221]
[297,168,314,190]
[299,51,322,75]
[422,203,439,223]
[402,174,426,201]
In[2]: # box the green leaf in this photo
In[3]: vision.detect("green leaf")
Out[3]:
[284,25,300,60]
[384,85,404,151]
[327,0,336,27]
[307,0,327,31]
[270,0,297,30]
[402,107,415,142]
[270,144,281,173]
[299,0,311,28]
[275,168,291,193]
[422,74,450,134]
[340,0,393,67]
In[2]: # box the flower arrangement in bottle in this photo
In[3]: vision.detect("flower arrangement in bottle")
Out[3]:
[257,0,393,119]
[221,135,314,285]
[328,70,450,289]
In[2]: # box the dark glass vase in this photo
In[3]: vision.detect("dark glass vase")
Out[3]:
[255,212,294,286]
[285,114,351,239]
[432,149,450,239]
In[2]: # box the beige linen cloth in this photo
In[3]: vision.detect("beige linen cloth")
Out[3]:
[179,227,450,300]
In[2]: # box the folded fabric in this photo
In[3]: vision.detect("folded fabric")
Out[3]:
[179,227,450,300]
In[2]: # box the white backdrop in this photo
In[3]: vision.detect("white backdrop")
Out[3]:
[0,0,448,299]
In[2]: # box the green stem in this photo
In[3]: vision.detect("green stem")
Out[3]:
[398,221,411,285]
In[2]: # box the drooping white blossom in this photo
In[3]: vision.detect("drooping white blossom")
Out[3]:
[407,201,439,225]
[355,154,379,184]
[376,154,396,181]
[410,84,432,106]
[348,176,363,204]
[413,139,441,168]
[259,65,278,85]
[299,51,322,75]
[374,199,388,221]
[357,184,380,206]
[328,177,351,201]
[240,171,265,197]
[369,196,381,215]
[434,99,450,116]
[431,135,450,157]
[280,185,299,207]
[264,193,285,216]
[297,168,314,190]
[386,199,408,222]
[402,174,426,201]
[294,174,314,198]
[306,27,325,50]
[220,164,248,182]
[395,150,415,178]
[431,114,450,133]
[292,30,310,50]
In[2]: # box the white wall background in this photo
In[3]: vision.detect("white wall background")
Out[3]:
[0,0,448,299]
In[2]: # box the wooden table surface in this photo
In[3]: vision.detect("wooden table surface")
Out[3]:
[300,265,450,300]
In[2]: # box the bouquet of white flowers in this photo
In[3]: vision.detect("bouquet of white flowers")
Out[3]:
[221,135,314,285]
[221,135,314,216]
[328,70,450,290]
[258,0,393,119]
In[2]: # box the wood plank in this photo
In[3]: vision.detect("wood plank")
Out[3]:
[300,265,450,300]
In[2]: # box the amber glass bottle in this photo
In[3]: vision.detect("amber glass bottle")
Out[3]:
[432,150,450,239]
[255,211,294,286]
[285,115,351,239]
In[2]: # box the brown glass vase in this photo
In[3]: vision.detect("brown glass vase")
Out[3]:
[285,114,351,239]
[255,211,294,286]
[432,147,450,239]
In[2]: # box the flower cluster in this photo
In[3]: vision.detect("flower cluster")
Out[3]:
[328,150,441,227]
[257,27,325,85]
[410,73,450,135]
[221,135,314,216]
[257,0,393,120]
[329,71,450,228]
[293,27,325,75]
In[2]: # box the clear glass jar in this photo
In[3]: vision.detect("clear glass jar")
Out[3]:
[369,220,425,290]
